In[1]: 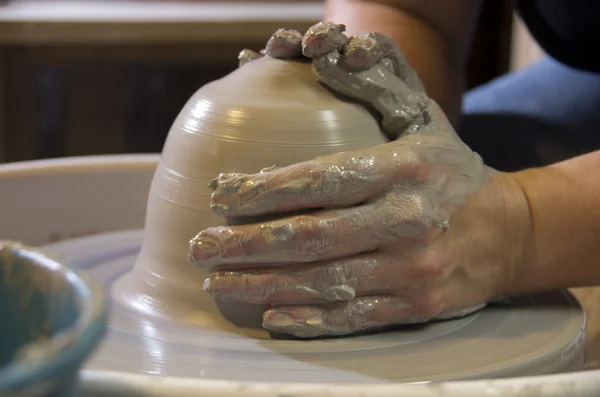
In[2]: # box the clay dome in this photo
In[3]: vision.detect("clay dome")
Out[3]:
[112,56,388,332]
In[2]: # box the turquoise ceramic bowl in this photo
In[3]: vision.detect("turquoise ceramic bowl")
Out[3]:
[0,241,107,396]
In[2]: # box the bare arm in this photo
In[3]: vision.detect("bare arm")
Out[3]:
[324,0,481,127]
[512,150,600,293]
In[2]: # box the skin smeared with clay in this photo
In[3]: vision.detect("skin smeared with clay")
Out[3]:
[341,31,425,92]
[238,22,428,139]
[238,28,305,66]
[190,22,494,338]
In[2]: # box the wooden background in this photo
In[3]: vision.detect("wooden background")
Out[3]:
[0,1,513,163]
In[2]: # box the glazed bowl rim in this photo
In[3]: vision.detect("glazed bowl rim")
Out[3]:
[0,241,108,390]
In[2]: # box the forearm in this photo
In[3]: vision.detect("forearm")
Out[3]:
[512,150,600,292]
[324,0,481,127]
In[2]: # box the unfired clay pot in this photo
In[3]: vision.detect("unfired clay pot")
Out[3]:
[112,56,387,331]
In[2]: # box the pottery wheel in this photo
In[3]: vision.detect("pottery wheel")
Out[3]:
[41,229,586,384]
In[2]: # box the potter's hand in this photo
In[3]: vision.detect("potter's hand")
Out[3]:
[238,22,428,140]
[189,109,531,338]
[189,23,530,338]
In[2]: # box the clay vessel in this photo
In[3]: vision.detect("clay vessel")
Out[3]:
[112,56,388,333]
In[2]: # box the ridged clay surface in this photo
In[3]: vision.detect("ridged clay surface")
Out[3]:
[113,56,388,331]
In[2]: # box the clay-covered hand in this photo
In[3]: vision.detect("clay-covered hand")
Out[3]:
[238,22,429,140]
[188,24,531,338]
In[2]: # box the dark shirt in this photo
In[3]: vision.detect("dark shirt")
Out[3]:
[515,0,600,73]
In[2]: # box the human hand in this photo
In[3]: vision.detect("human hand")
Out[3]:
[188,23,532,338]
[237,21,428,140]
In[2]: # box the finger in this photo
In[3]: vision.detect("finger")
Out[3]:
[209,146,428,218]
[203,252,395,304]
[262,295,415,338]
[341,33,379,70]
[189,192,434,267]
[342,32,425,93]
[310,52,428,141]
[190,206,380,267]
[301,21,348,58]
[238,49,263,67]
[264,28,303,59]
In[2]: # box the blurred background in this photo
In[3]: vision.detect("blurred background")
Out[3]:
[0,0,543,164]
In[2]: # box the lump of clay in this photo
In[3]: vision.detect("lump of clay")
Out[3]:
[112,54,388,331]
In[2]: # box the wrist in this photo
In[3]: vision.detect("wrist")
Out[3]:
[484,171,536,298]
[510,167,561,294]
[511,161,600,293]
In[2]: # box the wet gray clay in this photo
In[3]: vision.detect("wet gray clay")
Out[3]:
[112,55,388,330]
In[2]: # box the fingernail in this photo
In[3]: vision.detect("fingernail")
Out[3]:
[210,203,230,216]
[191,240,219,260]
[188,234,220,263]
[203,272,244,302]
[263,311,296,328]
[262,308,328,338]
[213,173,248,194]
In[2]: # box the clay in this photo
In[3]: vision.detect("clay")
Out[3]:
[112,50,388,329]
